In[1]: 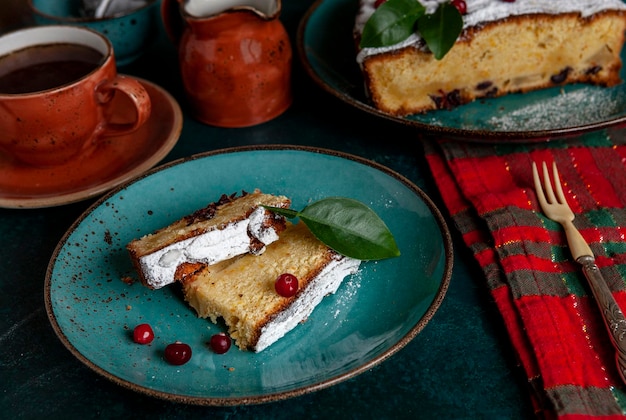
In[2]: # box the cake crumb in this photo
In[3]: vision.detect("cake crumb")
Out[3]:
[121,276,135,285]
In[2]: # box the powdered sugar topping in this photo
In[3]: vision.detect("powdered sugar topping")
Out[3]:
[255,255,361,352]
[139,207,280,289]
[355,0,626,63]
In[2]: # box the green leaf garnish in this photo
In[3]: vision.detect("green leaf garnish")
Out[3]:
[360,0,425,48]
[417,2,463,60]
[264,197,400,261]
[360,0,463,60]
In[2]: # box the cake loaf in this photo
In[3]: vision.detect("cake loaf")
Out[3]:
[127,190,290,289]
[181,221,361,352]
[354,0,626,115]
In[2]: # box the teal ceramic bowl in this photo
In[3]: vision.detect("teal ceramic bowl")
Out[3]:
[28,0,159,66]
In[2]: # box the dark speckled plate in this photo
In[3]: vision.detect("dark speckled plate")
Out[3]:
[45,145,453,406]
[297,0,626,142]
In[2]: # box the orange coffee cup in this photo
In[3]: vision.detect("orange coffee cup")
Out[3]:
[0,25,151,167]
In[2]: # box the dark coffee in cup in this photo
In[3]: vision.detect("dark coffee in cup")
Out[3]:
[0,43,104,94]
[0,26,151,167]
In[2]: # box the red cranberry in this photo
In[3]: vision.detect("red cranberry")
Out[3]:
[451,0,467,14]
[209,332,232,354]
[275,273,299,297]
[374,0,386,8]
[164,341,192,365]
[133,323,154,345]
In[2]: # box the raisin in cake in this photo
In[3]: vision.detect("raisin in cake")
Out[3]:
[180,221,361,352]
[354,0,626,115]
[127,190,290,289]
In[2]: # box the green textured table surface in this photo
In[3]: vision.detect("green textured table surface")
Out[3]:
[0,1,534,418]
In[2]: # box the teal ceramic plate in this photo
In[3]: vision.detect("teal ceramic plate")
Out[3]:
[297,0,626,142]
[45,145,453,405]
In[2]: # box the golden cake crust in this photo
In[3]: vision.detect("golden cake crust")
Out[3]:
[127,190,289,258]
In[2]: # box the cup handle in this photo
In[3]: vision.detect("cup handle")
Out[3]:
[96,75,152,137]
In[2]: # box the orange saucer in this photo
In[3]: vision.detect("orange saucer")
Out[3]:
[0,77,182,209]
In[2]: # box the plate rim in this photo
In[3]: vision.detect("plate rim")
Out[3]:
[0,76,183,209]
[296,0,626,143]
[44,144,454,406]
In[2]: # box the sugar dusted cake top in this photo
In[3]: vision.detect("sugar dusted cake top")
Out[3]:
[355,0,626,63]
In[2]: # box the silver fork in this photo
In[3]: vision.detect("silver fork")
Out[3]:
[532,161,626,384]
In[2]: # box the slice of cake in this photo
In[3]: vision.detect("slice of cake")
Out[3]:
[180,221,361,352]
[354,0,626,115]
[127,190,290,289]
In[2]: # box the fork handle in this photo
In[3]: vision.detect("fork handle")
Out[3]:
[563,222,593,260]
[578,255,626,383]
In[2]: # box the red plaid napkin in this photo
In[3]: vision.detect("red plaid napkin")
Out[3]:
[424,129,626,418]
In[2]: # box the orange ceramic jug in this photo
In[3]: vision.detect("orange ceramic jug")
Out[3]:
[161,0,292,128]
